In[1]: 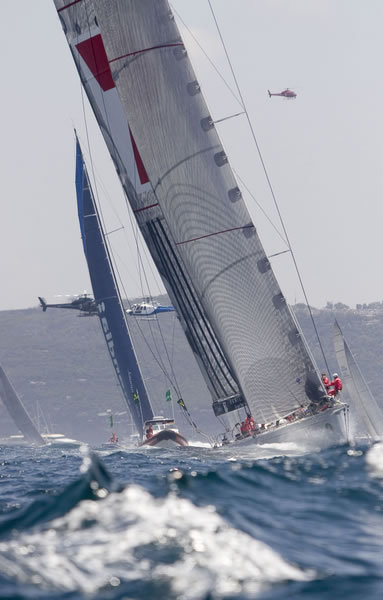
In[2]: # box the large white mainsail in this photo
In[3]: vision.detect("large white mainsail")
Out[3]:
[54,0,239,410]
[333,320,383,441]
[53,0,326,426]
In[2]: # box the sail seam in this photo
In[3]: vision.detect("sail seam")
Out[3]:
[176,224,254,245]
[109,43,184,64]
[154,219,238,396]
[57,0,82,12]
[134,203,159,213]
[148,221,222,397]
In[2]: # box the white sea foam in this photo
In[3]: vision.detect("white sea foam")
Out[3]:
[0,484,312,598]
[366,442,383,478]
[187,440,212,448]
[227,441,306,461]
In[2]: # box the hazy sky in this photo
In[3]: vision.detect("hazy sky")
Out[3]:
[1,0,382,311]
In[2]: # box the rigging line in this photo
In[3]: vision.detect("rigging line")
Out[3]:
[125,207,184,400]
[170,312,177,369]
[155,218,238,396]
[268,249,291,259]
[79,11,177,397]
[207,0,330,374]
[106,214,183,400]
[134,234,179,407]
[171,5,288,245]
[130,216,164,295]
[233,169,288,246]
[111,219,183,400]
[79,6,113,239]
[77,39,175,408]
[148,221,223,399]
[170,4,242,107]
[214,111,245,123]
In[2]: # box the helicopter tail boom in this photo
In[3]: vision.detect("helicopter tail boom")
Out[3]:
[38,297,48,312]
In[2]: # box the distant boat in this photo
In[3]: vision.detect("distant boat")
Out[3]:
[0,364,80,446]
[126,301,175,317]
[140,417,188,448]
[0,364,44,445]
[333,320,383,442]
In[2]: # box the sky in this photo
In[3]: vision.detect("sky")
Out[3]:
[1,0,382,311]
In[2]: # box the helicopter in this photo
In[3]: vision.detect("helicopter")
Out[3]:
[126,299,175,317]
[268,88,297,99]
[38,293,98,316]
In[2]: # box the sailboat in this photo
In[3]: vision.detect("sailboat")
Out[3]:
[0,364,80,446]
[53,0,349,449]
[0,364,45,445]
[334,320,383,443]
[75,135,188,448]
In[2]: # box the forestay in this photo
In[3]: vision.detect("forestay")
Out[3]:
[55,0,324,423]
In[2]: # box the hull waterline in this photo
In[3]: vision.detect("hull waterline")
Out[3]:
[230,404,349,450]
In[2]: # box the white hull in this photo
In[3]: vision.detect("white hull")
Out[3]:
[230,404,349,450]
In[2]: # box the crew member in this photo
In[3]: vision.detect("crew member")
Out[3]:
[245,414,256,431]
[146,424,154,439]
[328,373,343,397]
[321,372,330,392]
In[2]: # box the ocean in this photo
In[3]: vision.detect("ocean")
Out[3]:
[1,440,383,599]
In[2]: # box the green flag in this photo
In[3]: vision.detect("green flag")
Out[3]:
[133,391,140,404]
[166,389,172,402]
[109,414,114,428]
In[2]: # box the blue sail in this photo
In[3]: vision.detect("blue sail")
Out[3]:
[75,137,153,435]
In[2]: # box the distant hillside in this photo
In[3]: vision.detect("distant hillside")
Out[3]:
[0,301,382,443]
[0,300,212,444]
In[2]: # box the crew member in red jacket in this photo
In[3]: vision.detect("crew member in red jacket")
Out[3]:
[328,373,343,397]
[321,372,330,392]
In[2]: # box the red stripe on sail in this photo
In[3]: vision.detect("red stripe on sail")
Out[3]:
[129,130,149,184]
[109,43,184,64]
[134,203,159,213]
[57,0,83,12]
[76,35,115,92]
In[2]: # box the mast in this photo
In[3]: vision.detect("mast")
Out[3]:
[54,0,324,424]
[0,365,45,444]
[75,137,153,434]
